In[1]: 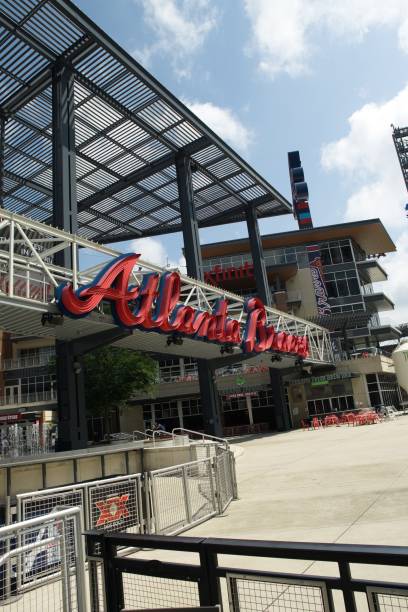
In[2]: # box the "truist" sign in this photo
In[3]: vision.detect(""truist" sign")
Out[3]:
[55,253,309,358]
[204,262,254,285]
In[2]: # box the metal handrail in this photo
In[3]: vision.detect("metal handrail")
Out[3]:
[172,427,229,449]
[132,429,153,440]
[152,429,179,445]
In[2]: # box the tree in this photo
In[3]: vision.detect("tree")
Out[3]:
[397,323,408,338]
[83,347,157,435]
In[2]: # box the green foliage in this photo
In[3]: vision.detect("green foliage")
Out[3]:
[83,347,157,419]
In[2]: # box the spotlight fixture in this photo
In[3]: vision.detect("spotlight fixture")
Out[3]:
[41,312,64,327]
[220,344,234,355]
[271,354,282,363]
[166,333,183,347]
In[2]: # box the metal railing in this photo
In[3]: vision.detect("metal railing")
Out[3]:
[153,361,271,385]
[0,507,87,612]
[16,444,236,539]
[172,428,230,450]
[86,531,408,612]
[0,422,56,459]
[202,249,307,272]
[0,209,334,365]
[0,389,57,406]
[2,351,55,371]
[17,473,144,536]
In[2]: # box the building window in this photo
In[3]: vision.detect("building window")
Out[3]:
[320,240,354,265]
[366,373,400,408]
[307,395,354,416]
[324,270,361,297]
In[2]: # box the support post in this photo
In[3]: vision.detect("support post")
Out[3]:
[0,113,4,209]
[246,206,271,306]
[52,64,88,450]
[175,153,203,279]
[198,361,223,437]
[269,368,291,431]
[176,152,222,436]
[55,340,88,450]
[52,62,78,267]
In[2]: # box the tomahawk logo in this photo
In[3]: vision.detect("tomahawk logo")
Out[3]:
[95,494,130,527]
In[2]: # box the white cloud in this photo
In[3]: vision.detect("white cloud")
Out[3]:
[321,84,408,229]
[321,85,408,324]
[130,236,186,271]
[379,232,408,325]
[243,0,408,78]
[183,99,254,152]
[134,0,218,76]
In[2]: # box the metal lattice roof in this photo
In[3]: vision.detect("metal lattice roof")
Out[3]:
[0,0,292,244]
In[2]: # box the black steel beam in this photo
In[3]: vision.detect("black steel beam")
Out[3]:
[176,153,203,279]
[77,136,210,212]
[55,340,88,451]
[4,170,53,197]
[175,152,223,436]
[0,114,4,209]
[197,360,223,437]
[246,206,271,306]
[1,35,97,116]
[52,61,78,265]
[50,0,292,212]
[269,368,291,431]
[0,11,56,62]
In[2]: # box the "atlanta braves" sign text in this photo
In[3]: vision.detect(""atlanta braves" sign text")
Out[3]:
[55,253,309,358]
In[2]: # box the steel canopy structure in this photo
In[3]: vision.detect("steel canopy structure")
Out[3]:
[0,0,329,449]
[0,0,291,244]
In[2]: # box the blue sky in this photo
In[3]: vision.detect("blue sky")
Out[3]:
[76,0,408,323]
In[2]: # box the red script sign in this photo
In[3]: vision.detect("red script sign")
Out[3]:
[55,253,309,358]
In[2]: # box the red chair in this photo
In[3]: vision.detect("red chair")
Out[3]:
[342,413,356,426]
[301,419,310,431]
[324,414,339,427]
[312,417,323,429]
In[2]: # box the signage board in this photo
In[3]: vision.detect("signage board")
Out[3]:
[55,253,309,358]
[306,245,331,316]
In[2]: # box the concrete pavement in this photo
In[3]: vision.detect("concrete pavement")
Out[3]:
[189,417,408,546]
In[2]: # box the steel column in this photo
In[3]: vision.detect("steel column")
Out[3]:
[176,152,222,436]
[246,206,271,306]
[0,114,4,209]
[55,340,88,451]
[269,368,291,431]
[197,360,223,437]
[52,62,78,267]
[52,64,87,450]
[176,153,203,279]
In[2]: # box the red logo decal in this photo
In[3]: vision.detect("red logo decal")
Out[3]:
[95,494,130,527]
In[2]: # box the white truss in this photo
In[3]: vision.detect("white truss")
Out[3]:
[0,210,334,364]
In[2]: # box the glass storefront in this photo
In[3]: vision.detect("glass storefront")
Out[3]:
[366,373,401,408]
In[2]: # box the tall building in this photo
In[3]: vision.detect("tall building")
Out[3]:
[0,217,402,438]
[129,218,402,434]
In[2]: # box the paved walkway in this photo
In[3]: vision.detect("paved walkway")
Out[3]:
[190,417,408,546]
[131,416,408,608]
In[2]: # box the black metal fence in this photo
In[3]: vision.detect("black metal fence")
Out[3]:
[86,531,408,612]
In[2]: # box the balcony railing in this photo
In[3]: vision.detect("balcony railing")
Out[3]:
[202,250,304,272]
[2,353,55,371]
[157,362,271,384]
[0,389,57,407]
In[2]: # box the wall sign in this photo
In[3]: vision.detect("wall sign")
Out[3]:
[55,253,309,358]
[306,245,331,316]
[204,262,254,285]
